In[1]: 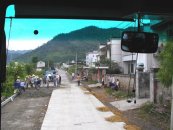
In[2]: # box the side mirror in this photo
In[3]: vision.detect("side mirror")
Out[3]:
[121,31,159,53]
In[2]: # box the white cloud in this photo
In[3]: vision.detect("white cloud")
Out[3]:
[7,39,49,51]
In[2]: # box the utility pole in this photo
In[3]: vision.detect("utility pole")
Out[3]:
[48,60,49,69]
[76,52,77,74]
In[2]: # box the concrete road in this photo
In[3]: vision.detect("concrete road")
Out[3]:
[41,69,125,130]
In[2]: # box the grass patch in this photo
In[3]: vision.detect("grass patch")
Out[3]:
[80,86,88,91]
[137,102,171,130]
[96,106,110,112]
[87,80,98,84]
[84,91,91,94]
[105,115,124,122]
[124,124,141,130]
[105,115,141,130]
[105,88,132,100]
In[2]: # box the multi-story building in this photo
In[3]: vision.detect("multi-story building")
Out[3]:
[98,38,164,74]
[106,38,122,65]
[86,51,99,67]
[93,19,173,74]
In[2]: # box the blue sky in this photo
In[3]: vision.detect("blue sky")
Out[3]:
[5,5,136,50]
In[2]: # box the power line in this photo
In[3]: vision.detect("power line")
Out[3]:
[6,17,13,55]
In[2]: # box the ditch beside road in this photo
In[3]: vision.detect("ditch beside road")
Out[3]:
[81,81,170,130]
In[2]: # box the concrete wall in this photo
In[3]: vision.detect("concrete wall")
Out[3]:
[105,74,135,90]
[154,79,172,104]
[89,73,135,90]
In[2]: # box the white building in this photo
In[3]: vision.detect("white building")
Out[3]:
[36,61,46,71]
[98,38,161,74]
[122,47,161,74]
[86,51,99,67]
[106,38,122,65]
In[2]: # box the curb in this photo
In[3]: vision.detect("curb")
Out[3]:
[1,93,19,107]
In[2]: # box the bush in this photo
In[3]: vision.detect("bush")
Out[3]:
[2,78,14,97]
[105,87,130,99]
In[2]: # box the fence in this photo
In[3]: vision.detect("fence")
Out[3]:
[105,74,135,90]
[154,79,172,104]
[88,70,172,103]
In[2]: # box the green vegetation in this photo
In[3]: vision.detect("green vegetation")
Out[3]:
[157,41,173,87]
[15,26,123,63]
[96,58,122,74]
[67,65,76,75]
[86,80,98,84]
[2,62,43,98]
[137,102,171,130]
[2,62,26,97]
[105,87,131,100]
[7,50,30,63]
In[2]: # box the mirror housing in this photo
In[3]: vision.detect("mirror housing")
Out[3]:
[121,31,159,53]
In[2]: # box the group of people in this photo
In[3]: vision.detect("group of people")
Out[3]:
[53,73,61,87]
[14,74,42,94]
[42,72,61,88]
[25,74,42,89]
[108,76,120,91]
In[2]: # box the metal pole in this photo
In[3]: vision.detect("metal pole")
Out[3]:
[171,77,173,130]
[137,12,141,32]
[76,52,77,74]
[98,64,100,83]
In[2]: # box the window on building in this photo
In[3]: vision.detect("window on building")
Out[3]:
[128,63,134,74]
[131,63,134,73]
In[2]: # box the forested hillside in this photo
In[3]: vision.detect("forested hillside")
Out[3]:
[15,26,123,63]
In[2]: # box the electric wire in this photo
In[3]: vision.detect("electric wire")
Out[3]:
[6,17,13,56]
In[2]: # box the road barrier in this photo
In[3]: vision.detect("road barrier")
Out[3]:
[1,93,18,107]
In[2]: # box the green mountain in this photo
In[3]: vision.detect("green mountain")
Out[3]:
[7,50,31,63]
[15,26,123,63]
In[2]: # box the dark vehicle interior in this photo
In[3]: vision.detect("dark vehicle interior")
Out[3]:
[0,1,173,129]
[0,0,173,83]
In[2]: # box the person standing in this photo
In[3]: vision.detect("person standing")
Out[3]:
[31,75,35,88]
[59,75,61,85]
[101,75,105,87]
[42,75,46,87]
[116,79,120,90]
[14,76,21,94]
[55,73,60,87]
[20,80,26,92]
[53,73,57,87]
[76,74,81,86]
[25,76,29,88]
[72,73,75,80]
[46,75,49,88]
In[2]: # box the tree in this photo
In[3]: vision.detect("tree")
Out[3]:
[2,62,26,97]
[157,41,173,130]
[97,58,122,74]
[32,56,38,64]
[157,41,173,87]
[24,64,34,75]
